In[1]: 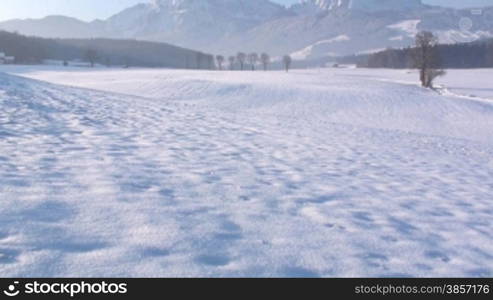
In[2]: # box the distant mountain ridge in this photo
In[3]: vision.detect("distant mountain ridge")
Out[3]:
[0,0,492,60]
[0,15,104,39]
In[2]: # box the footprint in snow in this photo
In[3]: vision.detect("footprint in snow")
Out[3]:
[424,250,451,263]
[140,247,171,258]
[195,254,231,267]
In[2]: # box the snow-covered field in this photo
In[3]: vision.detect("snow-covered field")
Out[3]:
[0,66,492,277]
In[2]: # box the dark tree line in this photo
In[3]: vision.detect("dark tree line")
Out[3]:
[84,48,98,67]
[340,32,493,88]
[0,30,213,69]
[360,37,493,69]
[0,31,49,63]
[192,52,214,70]
[0,30,298,72]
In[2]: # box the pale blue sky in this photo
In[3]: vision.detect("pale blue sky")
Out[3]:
[0,0,491,22]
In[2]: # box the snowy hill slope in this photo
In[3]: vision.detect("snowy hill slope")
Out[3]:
[1,68,493,277]
[5,66,493,144]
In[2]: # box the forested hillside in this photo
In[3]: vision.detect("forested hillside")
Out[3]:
[357,39,493,69]
[0,31,213,69]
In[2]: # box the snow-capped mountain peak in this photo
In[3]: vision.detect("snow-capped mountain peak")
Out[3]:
[102,0,291,49]
[293,0,424,14]
[150,0,288,16]
[344,0,423,11]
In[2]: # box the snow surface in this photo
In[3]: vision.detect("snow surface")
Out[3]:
[295,0,424,13]
[291,35,350,60]
[1,66,493,277]
[387,20,421,38]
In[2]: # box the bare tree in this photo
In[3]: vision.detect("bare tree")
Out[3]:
[412,31,445,88]
[84,48,98,67]
[216,55,225,70]
[228,56,236,70]
[248,52,259,70]
[424,69,446,88]
[260,53,270,71]
[283,55,292,72]
[237,52,246,70]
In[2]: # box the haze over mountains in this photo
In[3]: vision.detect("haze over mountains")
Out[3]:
[0,0,492,59]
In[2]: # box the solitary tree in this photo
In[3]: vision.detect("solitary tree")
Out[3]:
[248,52,259,70]
[84,48,98,67]
[216,55,225,70]
[283,55,292,72]
[412,31,445,88]
[260,53,270,71]
[228,56,236,70]
[237,52,246,70]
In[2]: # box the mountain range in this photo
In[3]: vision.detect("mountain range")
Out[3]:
[1,0,492,60]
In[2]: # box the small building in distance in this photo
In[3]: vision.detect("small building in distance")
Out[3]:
[0,52,15,64]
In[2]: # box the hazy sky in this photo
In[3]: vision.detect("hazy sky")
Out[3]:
[0,0,491,22]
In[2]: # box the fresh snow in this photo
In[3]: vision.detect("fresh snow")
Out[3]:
[296,0,424,13]
[290,35,350,60]
[356,48,387,55]
[387,20,421,38]
[334,68,493,101]
[346,0,423,12]
[1,66,493,277]
[437,30,493,45]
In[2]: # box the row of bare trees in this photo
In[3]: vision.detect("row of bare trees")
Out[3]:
[215,52,271,71]
[82,47,293,71]
[215,52,293,72]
